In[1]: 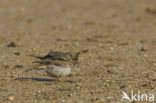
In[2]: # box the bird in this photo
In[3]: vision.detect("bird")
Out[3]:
[30,49,88,77]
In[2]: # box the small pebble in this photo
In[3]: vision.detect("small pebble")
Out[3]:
[67,93,73,97]
[28,48,36,52]
[8,96,14,101]
[14,65,23,68]
[27,18,33,22]
[142,84,147,87]
[13,71,16,74]
[7,42,16,47]
[110,47,114,50]
[100,98,105,102]
[153,63,156,66]
[152,79,156,81]
[120,85,126,89]
[107,70,113,73]
[145,7,156,14]
[73,42,80,47]
[144,54,147,57]
[140,47,147,51]
[4,65,10,69]
[14,52,20,56]
[60,100,65,103]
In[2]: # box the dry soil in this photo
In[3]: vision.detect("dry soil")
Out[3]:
[0,0,156,103]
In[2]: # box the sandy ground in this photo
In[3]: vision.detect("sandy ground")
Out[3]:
[0,0,156,103]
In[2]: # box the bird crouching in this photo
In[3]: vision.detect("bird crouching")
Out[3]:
[30,49,88,77]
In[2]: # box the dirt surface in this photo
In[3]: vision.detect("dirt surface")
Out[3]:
[0,0,156,103]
